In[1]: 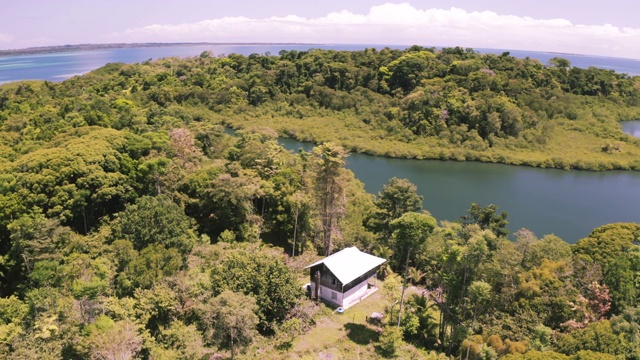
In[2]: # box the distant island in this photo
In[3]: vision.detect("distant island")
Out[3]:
[0,42,317,56]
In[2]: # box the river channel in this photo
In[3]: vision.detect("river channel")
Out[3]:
[279,133,640,244]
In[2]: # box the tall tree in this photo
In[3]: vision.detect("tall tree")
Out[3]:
[85,316,143,360]
[573,223,640,270]
[309,143,349,255]
[390,212,437,326]
[2,212,73,296]
[461,203,509,239]
[110,195,197,257]
[209,244,301,332]
[200,290,259,360]
[368,177,423,243]
[287,190,312,257]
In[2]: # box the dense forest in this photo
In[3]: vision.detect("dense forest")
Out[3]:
[1,47,640,359]
[3,46,640,170]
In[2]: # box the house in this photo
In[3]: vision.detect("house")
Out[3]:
[305,246,386,309]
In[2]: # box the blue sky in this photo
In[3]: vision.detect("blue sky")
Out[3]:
[2,1,640,58]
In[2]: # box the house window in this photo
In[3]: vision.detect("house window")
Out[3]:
[331,277,336,285]
[331,292,337,300]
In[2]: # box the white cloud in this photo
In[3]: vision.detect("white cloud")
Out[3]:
[112,3,640,59]
[0,33,14,43]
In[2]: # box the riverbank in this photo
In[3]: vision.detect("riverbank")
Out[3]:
[222,124,640,243]
[220,112,640,172]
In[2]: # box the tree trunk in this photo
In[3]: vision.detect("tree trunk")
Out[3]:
[82,207,88,234]
[397,246,412,327]
[315,270,321,304]
[230,333,235,360]
[292,206,300,257]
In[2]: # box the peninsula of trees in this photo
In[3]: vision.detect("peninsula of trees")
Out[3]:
[1,46,640,359]
[0,42,313,56]
[2,46,640,170]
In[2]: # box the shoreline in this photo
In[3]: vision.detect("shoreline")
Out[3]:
[0,42,318,57]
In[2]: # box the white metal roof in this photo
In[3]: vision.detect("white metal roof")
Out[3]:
[305,246,386,285]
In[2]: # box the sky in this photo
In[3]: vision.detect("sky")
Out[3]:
[1,0,640,59]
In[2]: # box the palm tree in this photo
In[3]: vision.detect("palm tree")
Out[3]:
[374,245,394,280]
[408,266,426,285]
[408,294,439,348]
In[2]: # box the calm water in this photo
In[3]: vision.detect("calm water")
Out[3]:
[623,121,640,138]
[3,44,640,243]
[280,137,640,243]
[1,44,640,84]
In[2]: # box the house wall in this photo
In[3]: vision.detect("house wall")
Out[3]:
[342,279,370,308]
[309,283,343,306]
[309,275,374,308]
[343,268,378,293]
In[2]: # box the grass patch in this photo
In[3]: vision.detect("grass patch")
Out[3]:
[218,110,640,171]
[244,282,436,359]
[344,323,379,345]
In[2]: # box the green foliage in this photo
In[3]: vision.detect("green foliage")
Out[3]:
[518,260,579,328]
[0,128,142,235]
[0,46,640,359]
[309,142,349,255]
[461,203,509,238]
[573,223,640,313]
[611,307,640,359]
[572,350,618,360]
[401,294,439,347]
[368,177,423,244]
[603,255,637,314]
[85,316,143,360]
[573,223,640,269]
[209,244,302,332]
[118,244,182,296]
[206,49,640,170]
[200,290,259,357]
[501,350,569,360]
[530,324,553,351]
[0,296,27,325]
[381,272,402,316]
[188,165,264,241]
[377,325,404,357]
[390,212,436,271]
[527,234,573,267]
[555,320,625,356]
[66,253,112,301]
[134,282,181,335]
[155,320,207,360]
[111,194,197,256]
[3,212,72,293]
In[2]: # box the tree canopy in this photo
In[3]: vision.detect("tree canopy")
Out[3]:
[0,46,639,359]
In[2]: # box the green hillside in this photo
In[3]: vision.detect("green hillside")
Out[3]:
[1,47,640,359]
